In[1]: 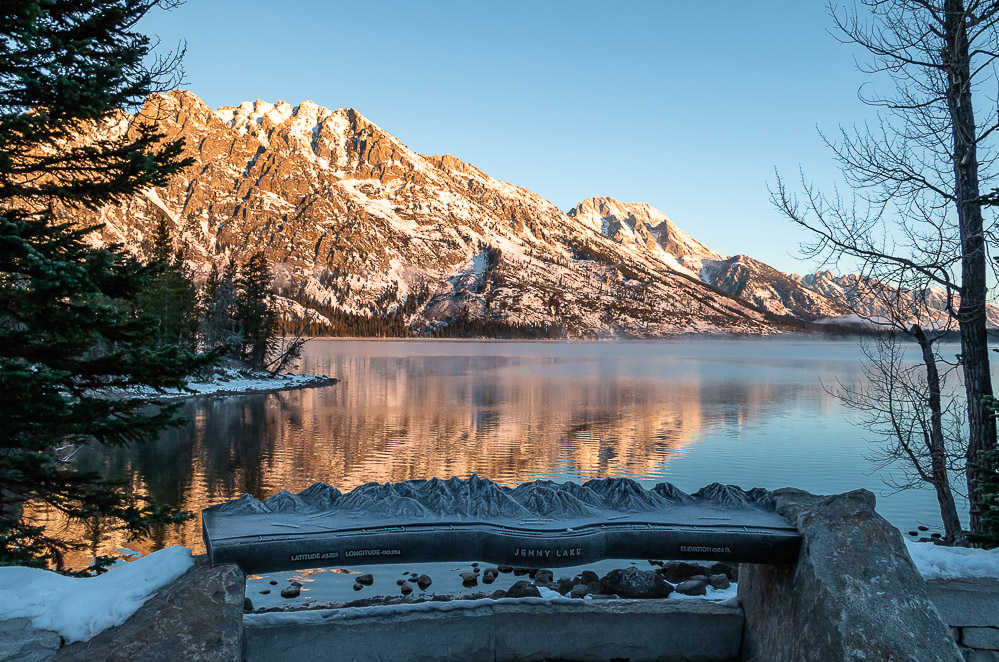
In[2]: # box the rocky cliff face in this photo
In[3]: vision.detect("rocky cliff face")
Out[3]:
[75,90,783,337]
[74,90,991,335]
[701,256,851,321]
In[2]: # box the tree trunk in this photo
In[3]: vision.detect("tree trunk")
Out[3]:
[944,0,997,536]
[913,325,968,545]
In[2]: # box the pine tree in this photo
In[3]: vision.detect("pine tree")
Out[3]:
[137,215,198,350]
[0,0,217,569]
[235,251,276,371]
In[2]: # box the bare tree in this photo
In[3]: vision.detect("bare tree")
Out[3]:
[774,0,999,536]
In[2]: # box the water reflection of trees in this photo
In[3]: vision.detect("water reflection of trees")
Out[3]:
[42,348,830,566]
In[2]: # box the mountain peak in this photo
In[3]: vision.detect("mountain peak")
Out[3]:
[567,197,723,275]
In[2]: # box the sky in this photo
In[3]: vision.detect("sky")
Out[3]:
[137,0,879,274]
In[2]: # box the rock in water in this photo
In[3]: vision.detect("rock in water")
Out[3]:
[460,572,478,588]
[497,565,513,574]
[534,569,554,585]
[400,583,413,596]
[355,574,374,586]
[739,488,964,662]
[709,561,736,580]
[676,580,707,596]
[416,574,433,590]
[352,582,363,592]
[660,561,709,584]
[709,574,732,590]
[505,580,542,599]
[279,585,300,599]
[243,597,254,611]
[570,584,589,599]
[598,567,673,599]
[482,569,497,585]
[56,558,243,662]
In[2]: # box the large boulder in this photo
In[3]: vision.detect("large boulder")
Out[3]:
[0,618,60,662]
[598,567,673,598]
[739,488,963,662]
[57,557,243,662]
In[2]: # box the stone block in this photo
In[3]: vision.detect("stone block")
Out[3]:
[57,557,243,662]
[0,618,60,662]
[964,627,999,651]
[927,578,999,628]
[963,649,999,662]
[492,600,741,662]
[243,599,743,662]
[739,488,963,662]
[244,605,496,662]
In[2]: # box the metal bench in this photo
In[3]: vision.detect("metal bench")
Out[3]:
[202,476,801,574]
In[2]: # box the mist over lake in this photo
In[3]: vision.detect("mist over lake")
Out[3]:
[57,337,972,562]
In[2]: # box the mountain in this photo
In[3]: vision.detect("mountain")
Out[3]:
[791,271,999,328]
[73,90,788,338]
[71,90,991,336]
[566,197,722,277]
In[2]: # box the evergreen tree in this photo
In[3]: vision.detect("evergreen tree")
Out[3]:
[137,214,198,349]
[0,0,216,568]
[235,251,276,371]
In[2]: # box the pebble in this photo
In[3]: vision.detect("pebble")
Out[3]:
[269,580,278,585]
[259,590,270,595]
[356,574,374,586]
[676,580,707,596]
[352,582,363,591]
[908,531,919,536]
[710,562,737,580]
[709,574,731,590]
[505,580,541,598]
[396,579,406,586]
[918,525,929,531]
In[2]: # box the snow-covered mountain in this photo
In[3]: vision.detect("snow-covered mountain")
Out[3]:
[567,197,722,278]
[73,90,992,336]
[75,90,790,337]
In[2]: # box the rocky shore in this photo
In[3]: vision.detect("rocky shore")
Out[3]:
[246,560,738,615]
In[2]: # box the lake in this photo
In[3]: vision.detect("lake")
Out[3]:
[60,337,971,563]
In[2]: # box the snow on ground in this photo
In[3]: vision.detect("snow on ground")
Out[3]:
[126,367,335,401]
[906,540,999,579]
[0,547,194,643]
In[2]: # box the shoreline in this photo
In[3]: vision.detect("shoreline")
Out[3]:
[132,372,339,403]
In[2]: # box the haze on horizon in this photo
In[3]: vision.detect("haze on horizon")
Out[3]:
[138,1,877,275]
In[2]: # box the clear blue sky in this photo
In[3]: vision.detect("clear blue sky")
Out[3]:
[138,1,877,274]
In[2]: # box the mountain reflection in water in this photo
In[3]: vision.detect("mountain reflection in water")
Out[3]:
[36,338,960,566]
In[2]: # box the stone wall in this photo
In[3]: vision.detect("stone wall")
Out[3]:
[243,599,743,662]
[927,577,999,662]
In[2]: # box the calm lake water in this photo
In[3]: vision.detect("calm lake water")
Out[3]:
[60,337,975,563]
